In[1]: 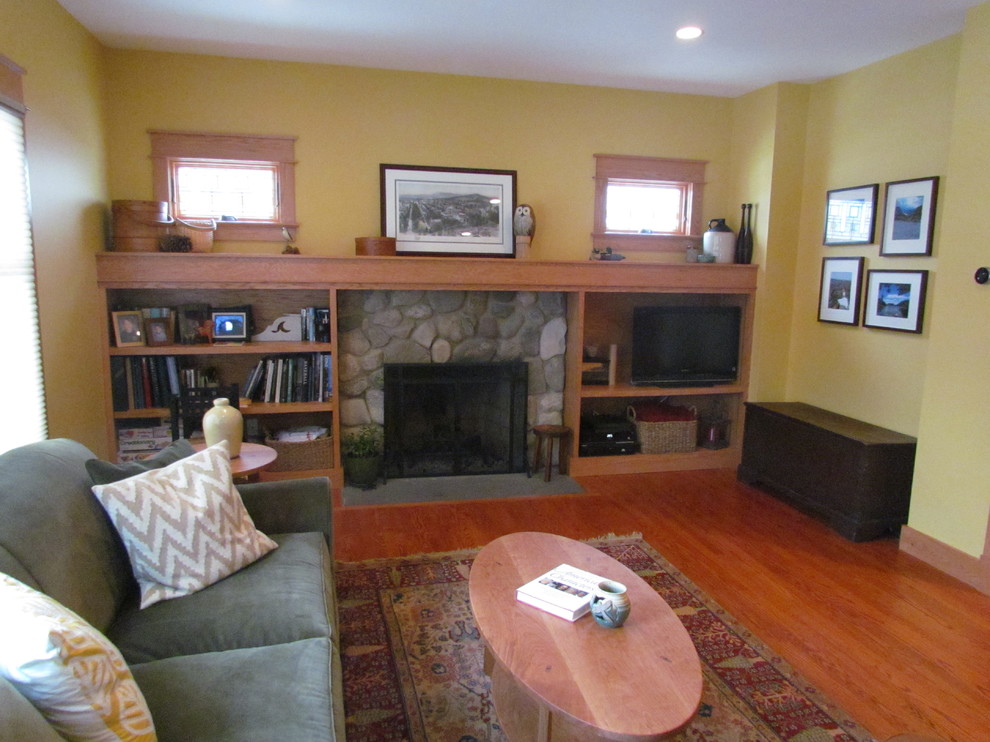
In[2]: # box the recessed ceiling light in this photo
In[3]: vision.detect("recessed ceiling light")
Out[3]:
[676,26,703,40]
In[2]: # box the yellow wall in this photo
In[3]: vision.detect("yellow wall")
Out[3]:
[910,3,990,556]
[7,0,990,559]
[0,0,109,453]
[785,37,960,435]
[729,83,809,400]
[101,50,734,260]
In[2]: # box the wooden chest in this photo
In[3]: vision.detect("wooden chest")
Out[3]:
[738,402,917,541]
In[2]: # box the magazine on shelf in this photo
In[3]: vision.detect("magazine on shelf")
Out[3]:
[515,563,605,621]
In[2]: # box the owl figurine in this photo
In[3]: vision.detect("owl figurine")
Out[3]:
[513,204,536,239]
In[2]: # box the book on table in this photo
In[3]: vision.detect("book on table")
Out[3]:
[515,564,605,621]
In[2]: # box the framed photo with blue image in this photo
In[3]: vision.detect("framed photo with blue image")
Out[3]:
[863,269,929,333]
[818,257,865,325]
[880,176,939,256]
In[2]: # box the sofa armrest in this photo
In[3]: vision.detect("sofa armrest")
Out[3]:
[0,676,64,742]
[236,477,332,552]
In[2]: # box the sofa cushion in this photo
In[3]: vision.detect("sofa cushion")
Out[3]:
[0,439,135,633]
[85,439,196,485]
[90,442,277,609]
[0,574,156,742]
[109,532,334,664]
[131,638,334,742]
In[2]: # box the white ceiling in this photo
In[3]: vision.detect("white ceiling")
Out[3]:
[56,0,981,97]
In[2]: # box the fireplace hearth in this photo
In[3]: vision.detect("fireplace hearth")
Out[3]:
[384,361,528,478]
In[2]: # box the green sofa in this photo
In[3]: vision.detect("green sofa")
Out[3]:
[0,438,344,741]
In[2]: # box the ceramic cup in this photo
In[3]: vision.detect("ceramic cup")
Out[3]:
[590,579,631,628]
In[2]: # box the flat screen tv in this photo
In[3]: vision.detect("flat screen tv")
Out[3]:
[631,305,741,387]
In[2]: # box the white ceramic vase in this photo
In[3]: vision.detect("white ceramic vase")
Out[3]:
[202,397,243,458]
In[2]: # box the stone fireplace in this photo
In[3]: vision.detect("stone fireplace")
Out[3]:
[337,289,567,476]
[384,361,528,477]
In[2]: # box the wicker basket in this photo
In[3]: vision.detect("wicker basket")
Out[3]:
[170,218,216,253]
[264,435,333,472]
[627,404,697,454]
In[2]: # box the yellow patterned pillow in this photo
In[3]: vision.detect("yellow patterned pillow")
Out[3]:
[91,440,278,609]
[0,574,156,742]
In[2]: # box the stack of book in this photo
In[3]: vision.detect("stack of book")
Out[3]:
[515,564,605,621]
[117,424,172,462]
[243,353,332,403]
[300,307,331,342]
[110,356,181,411]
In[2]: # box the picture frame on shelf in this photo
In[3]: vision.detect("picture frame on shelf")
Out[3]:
[823,184,878,246]
[112,310,145,347]
[880,176,939,256]
[177,303,211,344]
[144,317,173,347]
[211,311,248,342]
[818,257,865,325]
[863,269,929,333]
[380,164,517,257]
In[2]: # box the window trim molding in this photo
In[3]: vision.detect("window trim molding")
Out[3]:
[593,154,707,253]
[150,130,297,242]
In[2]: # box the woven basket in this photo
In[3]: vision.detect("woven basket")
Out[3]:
[627,405,697,454]
[264,435,333,472]
[170,218,216,253]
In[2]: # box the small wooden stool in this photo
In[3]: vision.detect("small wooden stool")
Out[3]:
[529,425,571,482]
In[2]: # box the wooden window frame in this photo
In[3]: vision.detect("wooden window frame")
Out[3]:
[150,130,297,242]
[593,154,706,254]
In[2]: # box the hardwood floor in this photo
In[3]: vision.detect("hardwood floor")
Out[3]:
[333,468,990,742]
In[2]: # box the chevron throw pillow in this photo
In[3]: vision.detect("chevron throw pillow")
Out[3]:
[91,441,278,609]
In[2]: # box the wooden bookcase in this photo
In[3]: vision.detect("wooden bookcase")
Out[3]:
[96,253,757,489]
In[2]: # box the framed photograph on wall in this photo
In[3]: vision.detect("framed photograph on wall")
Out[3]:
[880,176,939,256]
[380,164,517,257]
[818,257,865,325]
[823,184,878,246]
[863,269,929,333]
[112,310,145,347]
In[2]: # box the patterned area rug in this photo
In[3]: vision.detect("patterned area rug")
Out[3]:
[336,536,877,742]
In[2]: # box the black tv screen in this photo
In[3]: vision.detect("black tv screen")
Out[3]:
[631,305,741,387]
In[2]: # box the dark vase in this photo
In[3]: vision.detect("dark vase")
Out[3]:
[736,203,754,264]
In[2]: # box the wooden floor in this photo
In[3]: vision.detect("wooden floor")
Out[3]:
[333,468,990,742]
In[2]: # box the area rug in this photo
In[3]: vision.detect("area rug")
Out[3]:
[342,472,584,506]
[335,536,876,742]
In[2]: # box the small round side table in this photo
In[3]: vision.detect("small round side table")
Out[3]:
[193,441,277,481]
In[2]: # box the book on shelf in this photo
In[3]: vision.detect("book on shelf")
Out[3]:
[515,564,605,621]
[242,352,332,404]
[300,307,331,342]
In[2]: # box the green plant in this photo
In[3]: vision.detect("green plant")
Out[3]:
[342,425,383,458]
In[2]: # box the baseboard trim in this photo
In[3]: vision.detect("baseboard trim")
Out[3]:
[899,526,990,595]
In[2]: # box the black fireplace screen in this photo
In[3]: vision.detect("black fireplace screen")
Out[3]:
[384,361,528,478]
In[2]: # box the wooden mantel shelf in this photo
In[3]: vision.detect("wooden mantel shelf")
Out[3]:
[96,253,757,293]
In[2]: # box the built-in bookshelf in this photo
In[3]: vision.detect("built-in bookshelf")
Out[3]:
[96,253,757,488]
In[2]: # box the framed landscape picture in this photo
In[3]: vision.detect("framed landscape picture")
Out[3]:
[818,257,864,325]
[823,184,878,246]
[380,164,517,257]
[863,269,929,333]
[880,176,939,256]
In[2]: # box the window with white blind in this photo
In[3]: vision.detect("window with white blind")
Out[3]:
[0,54,47,453]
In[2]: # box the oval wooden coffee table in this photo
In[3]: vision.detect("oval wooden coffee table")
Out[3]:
[469,532,702,741]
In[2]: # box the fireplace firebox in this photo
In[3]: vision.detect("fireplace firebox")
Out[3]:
[384,361,528,478]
